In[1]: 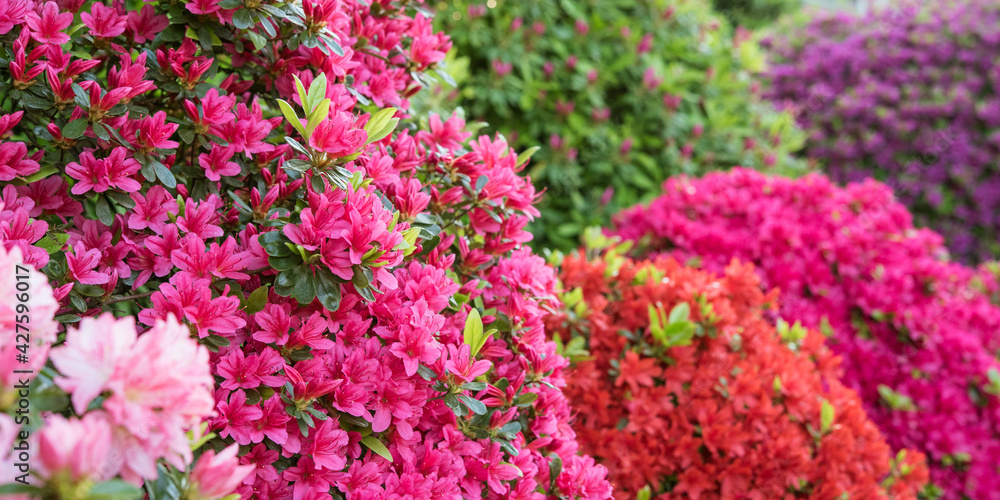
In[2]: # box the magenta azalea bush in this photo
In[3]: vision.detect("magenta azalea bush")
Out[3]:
[0,0,613,498]
[762,0,1000,263]
[612,169,1000,499]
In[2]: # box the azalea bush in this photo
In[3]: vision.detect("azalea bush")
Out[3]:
[0,0,613,498]
[545,238,929,499]
[762,0,1000,263]
[433,0,807,251]
[612,169,1000,499]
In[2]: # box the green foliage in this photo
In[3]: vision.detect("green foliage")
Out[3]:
[711,0,801,29]
[433,0,809,251]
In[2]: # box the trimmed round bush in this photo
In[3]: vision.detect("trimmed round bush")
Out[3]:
[762,0,1000,263]
[546,244,928,499]
[612,168,1000,499]
[434,0,807,251]
[0,0,613,498]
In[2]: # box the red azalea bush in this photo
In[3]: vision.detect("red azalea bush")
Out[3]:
[545,242,929,499]
[612,168,1000,499]
[0,0,613,498]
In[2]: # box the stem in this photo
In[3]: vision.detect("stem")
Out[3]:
[103,290,156,305]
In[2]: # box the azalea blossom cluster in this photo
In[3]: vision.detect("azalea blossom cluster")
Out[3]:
[546,244,929,499]
[433,0,806,250]
[0,244,234,499]
[612,169,1000,499]
[0,0,612,498]
[762,0,1000,263]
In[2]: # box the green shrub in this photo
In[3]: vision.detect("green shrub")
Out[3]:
[712,0,801,29]
[432,0,809,251]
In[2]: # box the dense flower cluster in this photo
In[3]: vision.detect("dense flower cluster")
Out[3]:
[762,0,1000,263]
[0,0,612,498]
[546,245,928,499]
[612,169,1000,499]
[431,0,807,250]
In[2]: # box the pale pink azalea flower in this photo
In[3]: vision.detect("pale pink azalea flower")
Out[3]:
[0,246,58,397]
[186,444,255,499]
[36,413,116,482]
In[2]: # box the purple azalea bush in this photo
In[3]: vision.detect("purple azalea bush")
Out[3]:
[762,0,1000,263]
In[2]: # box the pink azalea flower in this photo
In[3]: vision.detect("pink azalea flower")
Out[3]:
[136,110,180,152]
[187,444,255,499]
[36,413,115,482]
[126,4,168,43]
[81,1,126,38]
[0,141,40,181]
[308,418,349,471]
[308,112,367,157]
[0,0,29,35]
[65,243,110,285]
[24,1,72,45]
[128,185,178,233]
[198,145,241,181]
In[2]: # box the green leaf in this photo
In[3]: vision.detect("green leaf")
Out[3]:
[0,485,44,495]
[244,285,269,314]
[360,436,393,462]
[72,83,90,108]
[63,118,88,139]
[463,308,487,356]
[152,161,175,188]
[268,253,302,271]
[363,107,399,145]
[292,75,309,111]
[246,30,268,51]
[516,146,540,167]
[20,93,51,109]
[76,284,106,297]
[86,479,143,500]
[820,399,835,434]
[95,195,115,226]
[458,394,487,415]
[92,121,110,141]
[259,231,292,256]
[548,455,563,491]
[668,302,690,324]
[306,73,328,113]
[232,8,254,29]
[17,165,58,184]
[278,99,306,138]
[291,267,317,304]
[514,392,538,407]
[306,98,331,138]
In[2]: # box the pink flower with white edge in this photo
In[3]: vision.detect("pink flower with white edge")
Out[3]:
[50,314,215,483]
[36,413,116,482]
[0,246,58,403]
[186,444,255,500]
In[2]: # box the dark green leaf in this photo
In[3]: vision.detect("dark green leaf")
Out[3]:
[315,268,342,312]
[92,122,110,141]
[268,253,302,271]
[232,8,254,29]
[458,394,487,415]
[152,161,176,188]
[76,284,106,297]
[95,195,115,226]
[63,118,88,139]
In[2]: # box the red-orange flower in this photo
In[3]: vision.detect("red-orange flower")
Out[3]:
[547,252,929,499]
